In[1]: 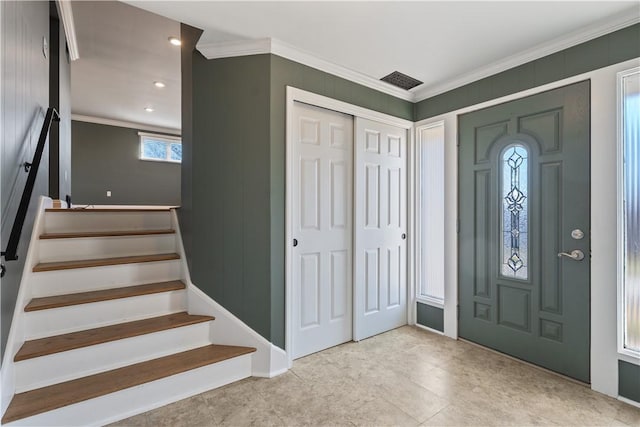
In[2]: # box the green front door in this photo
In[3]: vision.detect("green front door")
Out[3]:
[458,81,590,382]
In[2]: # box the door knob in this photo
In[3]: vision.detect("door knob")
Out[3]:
[293,238,298,247]
[557,249,585,261]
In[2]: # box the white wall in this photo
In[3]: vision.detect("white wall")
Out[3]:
[416,57,640,398]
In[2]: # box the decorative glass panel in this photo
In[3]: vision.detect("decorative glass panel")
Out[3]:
[622,70,640,353]
[501,144,528,279]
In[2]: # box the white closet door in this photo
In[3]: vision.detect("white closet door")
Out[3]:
[354,117,407,341]
[292,102,353,359]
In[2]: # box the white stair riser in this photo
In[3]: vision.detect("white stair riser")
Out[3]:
[8,354,252,427]
[44,212,172,234]
[15,322,213,393]
[24,291,186,339]
[38,234,176,262]
[30,260,182,297]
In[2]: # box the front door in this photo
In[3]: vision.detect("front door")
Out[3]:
[292,102,353,359]
[458,81,590,382]
[354,117,408,341]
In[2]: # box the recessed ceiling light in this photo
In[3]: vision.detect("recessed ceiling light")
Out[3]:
[154,81,166,88]
[144,107,154,112]
[168,37,181,46]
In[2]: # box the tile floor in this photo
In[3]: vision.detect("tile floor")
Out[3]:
[111,326,640,426]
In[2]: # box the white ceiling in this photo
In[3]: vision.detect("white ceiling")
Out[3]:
[71,1,181,131]
[72,1,640,131]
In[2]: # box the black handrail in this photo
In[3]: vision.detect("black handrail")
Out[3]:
[1,107,59,277]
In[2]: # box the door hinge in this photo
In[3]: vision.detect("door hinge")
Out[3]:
[457,305,460,320]
[456,219,460,234]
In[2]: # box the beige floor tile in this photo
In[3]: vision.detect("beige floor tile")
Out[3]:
[107,412,150,427]
[110,326,640,427]
[347,397,420,427]
[145,395,216,426]
[615,402,640,426]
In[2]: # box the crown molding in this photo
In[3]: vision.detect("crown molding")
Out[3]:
[197,38,272,59]
[71,114,181,136]
[197,10,638,104]
[197,38,414,101]
[56,0,79,61]
[412,10,640,102]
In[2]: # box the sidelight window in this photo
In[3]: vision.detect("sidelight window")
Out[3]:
[416,122,445,305]
[618,67,640,356]
[501,144,529,280]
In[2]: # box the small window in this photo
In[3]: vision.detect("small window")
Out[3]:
[618,67,640,357]
[139,132,182,163]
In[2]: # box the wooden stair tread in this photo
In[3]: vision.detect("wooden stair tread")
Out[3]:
[40,229,175,239]
[45,208,172,212]
[33,253,180,272]
[2,344,256,424]
[25,281,186,312]
[14,312,214,361]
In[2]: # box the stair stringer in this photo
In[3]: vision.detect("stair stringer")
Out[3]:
[171,210,289,378]
[1,196,52,417]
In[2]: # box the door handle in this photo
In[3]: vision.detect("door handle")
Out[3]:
[557,249,585,261]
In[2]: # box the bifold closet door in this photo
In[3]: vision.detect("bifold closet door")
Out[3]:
[354,117,408,341]
[291,102,353,359]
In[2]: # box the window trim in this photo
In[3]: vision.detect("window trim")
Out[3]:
[617,66,640,359]
[138,131,182,163]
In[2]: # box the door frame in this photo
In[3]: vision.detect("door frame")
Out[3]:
[285,86,414,367]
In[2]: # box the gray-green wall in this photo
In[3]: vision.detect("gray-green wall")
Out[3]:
[1,1,53,359]
[185,23,640,377]
[414,23,640,121]
[71,121,180,206]
[186,52,412,348]
[619,361,640,403]
[416,303,444,332]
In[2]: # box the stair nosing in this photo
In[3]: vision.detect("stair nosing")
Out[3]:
[39,229,176,239]
[14,312,214,362]
[33,253,180,272]
[24,280,186,312]
[2,344,255,424]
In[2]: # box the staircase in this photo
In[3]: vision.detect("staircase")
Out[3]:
[2,207,256,426]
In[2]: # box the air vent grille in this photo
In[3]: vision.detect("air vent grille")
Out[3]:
[380,71,423,91]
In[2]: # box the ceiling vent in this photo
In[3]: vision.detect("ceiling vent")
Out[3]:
[380,71,423,91]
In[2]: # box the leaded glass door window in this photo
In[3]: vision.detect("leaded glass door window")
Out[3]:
[501,144,528,280]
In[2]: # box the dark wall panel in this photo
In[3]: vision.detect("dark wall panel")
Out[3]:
[1,1,50,359]
[71,121,180,206]
[619,360,640,403]
[191,53,273,342]
[417,302,444,332]
[414,23,640,120]
[178,23,202,270]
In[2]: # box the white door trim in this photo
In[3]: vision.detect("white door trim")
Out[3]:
[285,86,414,367]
